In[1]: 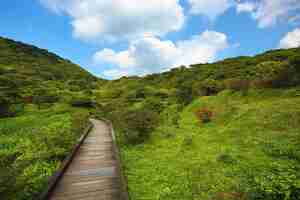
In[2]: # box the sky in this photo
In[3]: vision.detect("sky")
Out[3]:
[0,0,300,79]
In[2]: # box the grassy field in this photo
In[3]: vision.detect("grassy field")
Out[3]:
[120,88,300,200]
[0,104,90,200]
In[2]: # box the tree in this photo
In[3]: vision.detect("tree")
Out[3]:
[0,96,10,118]
[122,108,159,145]
[0,77,21,118]
[176,84,193,105]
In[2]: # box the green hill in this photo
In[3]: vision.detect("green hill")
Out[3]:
[0,37,103,117]
[0,36,95,82]
[0,36,300,200]
[95,47,300,200]
[0,37,98,199]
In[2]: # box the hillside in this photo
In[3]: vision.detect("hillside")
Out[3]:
[119,89,300,199]
[0,37,97,199]
[0,37,102,117]
[0,36,96,82]
[0,36,300,200]
[95,47,300,200]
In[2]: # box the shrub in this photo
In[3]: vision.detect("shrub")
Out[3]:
[217,153,237,164]
[182,135,193,146]
[176,84,193,105]
[143,97,164,113]
[224,79,250,93]
[160,104,182,127]
[0,101,11,118]
[70,97,95,108]
[244,163,300,200]
[71,110,90,135]
[253,61,296,88]
[123,108,159,145]
[195,108,213,124]
[33,95,59,109]
[193,79,224,97]
[251,79,273,89]
[214,192,246,200]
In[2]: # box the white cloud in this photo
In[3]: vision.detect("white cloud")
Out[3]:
[40,0,185,41]
[236,2,256,13]
[279,28,300,49]
[187,0,300,27]
[102,69,130,79]
[94,31,229,79]
[188,0,233,20]
[93,48,135,69]
[236,0,300,28]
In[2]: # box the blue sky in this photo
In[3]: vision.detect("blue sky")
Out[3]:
[0,0,299,79]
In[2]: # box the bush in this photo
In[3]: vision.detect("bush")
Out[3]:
[123,108,159,145]
[176,84,193,105]
[0,102,12,118]
[253,61,296,88]
[143,97,164,113]
[193,79,224,97]
[214,192,246,200]
[70,97,95,108]
[182,135,193,146]
[251,79,273,89]
[224,79,250,92]
[243,163,300,200]
[195,108,213,124]
[71,110,90,135]
[217,153,237,164]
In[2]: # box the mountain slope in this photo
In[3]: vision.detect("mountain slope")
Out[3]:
[0,37,94,199]
[0,37,102,117]
[0,36,94,82]
[94,48,300,200]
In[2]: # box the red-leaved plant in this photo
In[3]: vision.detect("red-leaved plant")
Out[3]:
[195,108,213,124]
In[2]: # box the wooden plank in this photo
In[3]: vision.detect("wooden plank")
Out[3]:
[47,119,124,200]
[38,123,94,200]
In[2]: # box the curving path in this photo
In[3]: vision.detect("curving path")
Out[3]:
[49,119,122,200]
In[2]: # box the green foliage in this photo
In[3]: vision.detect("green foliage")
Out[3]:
[193,79,224,96]
[143,97,164,113]
[0,105,90,199]
[1,36,300,200]
[243,162,300,200]
[0,36,100,109]
[70,97,95,108]
[122,108,159,145]
[119,88,300,200]
[176,84,193,105]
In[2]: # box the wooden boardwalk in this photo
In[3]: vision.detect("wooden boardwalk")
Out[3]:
[49,119,123,200]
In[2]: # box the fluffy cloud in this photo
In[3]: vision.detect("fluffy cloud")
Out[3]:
[94,31,229,79]
[187,0,300,27]
[188,0,233,20]
[278,28,300,49]
[40,0,184,41]
[236,2,256,13]
[94,49,135,69]
[236,0,300,28]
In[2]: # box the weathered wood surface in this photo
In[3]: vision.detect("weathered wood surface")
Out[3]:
[49,119,123,200]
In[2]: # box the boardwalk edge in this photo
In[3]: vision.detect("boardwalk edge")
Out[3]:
[101,118,130,200]
[38,121,94,200]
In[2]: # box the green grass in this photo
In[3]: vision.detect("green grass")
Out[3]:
[0,104,90,200]
[120,88,300,200]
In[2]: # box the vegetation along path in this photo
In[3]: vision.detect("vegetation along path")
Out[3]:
[49,119,123,200]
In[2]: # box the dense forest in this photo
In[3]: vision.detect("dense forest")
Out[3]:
[0,37,300,200]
